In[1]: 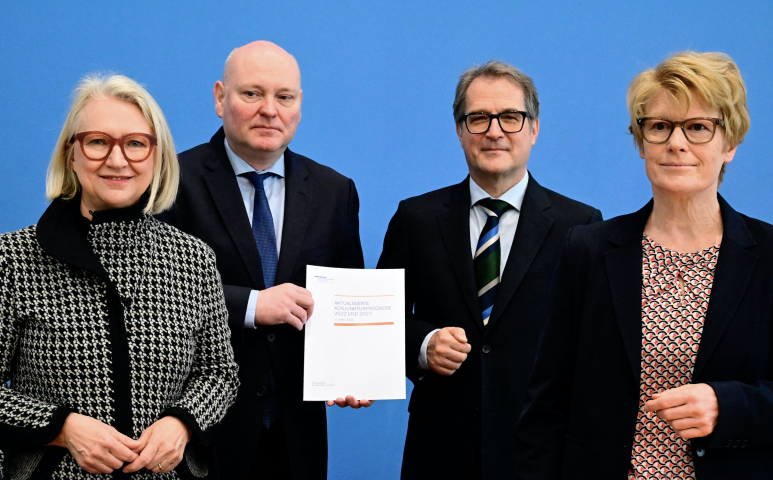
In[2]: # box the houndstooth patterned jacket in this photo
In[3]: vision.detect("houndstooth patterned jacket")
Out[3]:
[0,195,239,479]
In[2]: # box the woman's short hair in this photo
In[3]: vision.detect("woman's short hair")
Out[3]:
[46,73,178,214]
[453,60,540,126]
[627,51,750,183]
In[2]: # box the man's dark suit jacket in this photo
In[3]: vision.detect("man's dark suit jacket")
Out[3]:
[158,128,364,479]
[376,174,602,479]
[514,195,773,480]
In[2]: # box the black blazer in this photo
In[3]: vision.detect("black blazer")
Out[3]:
[158,128,364,479]
[377,175,601,479]
[514,195,773,480]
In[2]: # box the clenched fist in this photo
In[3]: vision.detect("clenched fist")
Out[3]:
[427,327,471,376]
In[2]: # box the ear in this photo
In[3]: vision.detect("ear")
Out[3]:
[723,143,737,164]
[67,142,75,166]
[456,122,463,143]
[298,89,303,123]
[214,81,226,119]
[529,117,540,145]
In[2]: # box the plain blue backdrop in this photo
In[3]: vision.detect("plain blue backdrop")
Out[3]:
[1,2,771,478]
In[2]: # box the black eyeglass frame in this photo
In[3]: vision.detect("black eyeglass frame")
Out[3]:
[636,117,725,145]
[462,110,531,134]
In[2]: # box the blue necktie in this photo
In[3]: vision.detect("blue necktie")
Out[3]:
[474,198,511,326]
[243,172,278,288]
[242,171,279,428]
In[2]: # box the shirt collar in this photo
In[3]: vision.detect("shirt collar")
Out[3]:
[469,171,529,211]
[224,138,286,178]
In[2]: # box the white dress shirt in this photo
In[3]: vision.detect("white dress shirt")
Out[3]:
[418,172,529,370]
[224,139,286,329]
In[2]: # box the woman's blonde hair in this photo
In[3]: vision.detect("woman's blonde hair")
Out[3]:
[46,73,178,214]
[627,51,750,183]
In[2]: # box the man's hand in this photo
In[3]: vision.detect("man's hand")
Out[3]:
[643,383,719,439]
[427,327,471,376]
[326,396,375,409]
[122,416,192,474]
[47,413,141,474]
[255,283,314,331]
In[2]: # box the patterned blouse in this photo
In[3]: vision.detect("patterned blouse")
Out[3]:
[629,235,720,479]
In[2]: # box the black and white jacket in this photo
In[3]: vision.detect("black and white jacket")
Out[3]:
[0,195,240,479]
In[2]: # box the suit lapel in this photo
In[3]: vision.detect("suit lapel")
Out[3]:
[486,176,553,332]
[276,149,312,285]
[437,178,483,331]
[693,195,758,379]
[604,201,653,385]
[203,129,266,290]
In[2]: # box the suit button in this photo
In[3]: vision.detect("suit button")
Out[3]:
[733,440,741,448]
[482,345,491,354]
[741,440,748,448]
[257,386,267,397]
[696,446,705,457]
[472,407,480,417]
[725,440,733,448]
[267,333,276,343]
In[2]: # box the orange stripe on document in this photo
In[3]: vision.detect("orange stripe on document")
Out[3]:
[334,322,395,326]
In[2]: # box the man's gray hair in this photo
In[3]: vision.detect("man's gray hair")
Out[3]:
[453,60,539,125]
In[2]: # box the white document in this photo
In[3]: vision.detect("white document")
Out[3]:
[303,266,406,401]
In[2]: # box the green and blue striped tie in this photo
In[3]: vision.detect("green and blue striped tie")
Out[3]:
[474,198,511,326]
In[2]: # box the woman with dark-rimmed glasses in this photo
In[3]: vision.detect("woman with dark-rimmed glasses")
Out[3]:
[514,51,773,479]
[0,73,238,479]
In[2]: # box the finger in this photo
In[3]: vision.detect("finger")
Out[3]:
[147,452,170,473]
[360,400,374,407]
[448,341,472,353]
[655,404,694,422]
[106,441,139,464]
[131,428,151,454]
[295,291,315,309]
[433,359,462,372]
[335,397,348,408]
[439,349,468,363]
[294,285,312,297]
[110,435,141,462]
[114,431,143,451]
[448,327,467,343]
[98,452,125,471]
[326,400,335,407]
[290,303,308,323]
[435,355,464,369]
[431,365,457,376]
[124,443,158,473]
[668,416,704,431]
[345,395,361,409]
[644,393,689,412]
[284,310,305,331]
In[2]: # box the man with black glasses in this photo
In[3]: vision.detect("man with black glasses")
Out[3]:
[377,61,602,479]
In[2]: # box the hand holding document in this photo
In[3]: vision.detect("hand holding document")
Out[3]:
[304,266,406,401]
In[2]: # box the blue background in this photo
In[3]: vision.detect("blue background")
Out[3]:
[1,2,771,478]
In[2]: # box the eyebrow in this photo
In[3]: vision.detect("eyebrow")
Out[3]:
[467,108,524,113]
[238,84,299,92]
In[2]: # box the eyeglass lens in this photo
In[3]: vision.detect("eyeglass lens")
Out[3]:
[80,133,154,161]
[466,112,526,134]
[641,118,717,144]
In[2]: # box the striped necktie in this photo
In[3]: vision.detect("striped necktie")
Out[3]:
[242,171,280,428]
[474,198,511,326]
